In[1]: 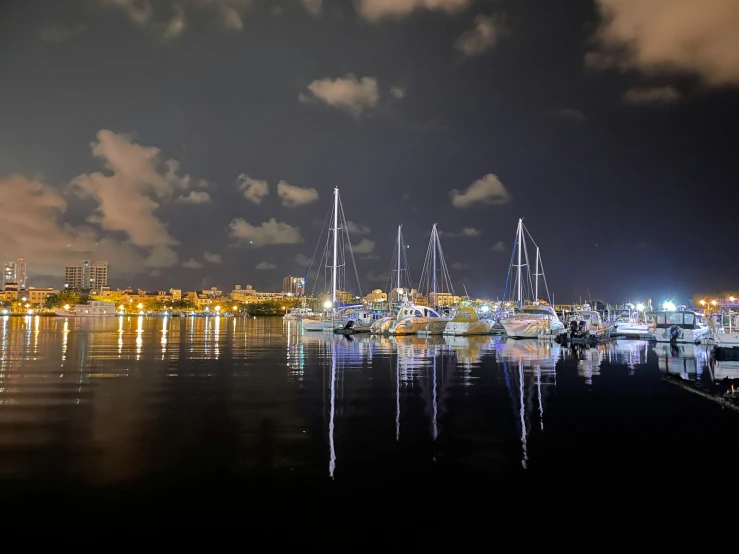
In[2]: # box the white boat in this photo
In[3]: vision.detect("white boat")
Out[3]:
[652,310,710,343]
[54,300,117,317]
[498,218,565,339]
[443,307,493,336]
[283,306,313,320]
[370,316,396,334]
[502,304,565,339]
[612,310,653,339]
[389,304,447,335]
[709,312,739,349]
[563,308,613,341]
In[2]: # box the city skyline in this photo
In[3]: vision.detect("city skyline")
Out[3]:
[1,1,738,303]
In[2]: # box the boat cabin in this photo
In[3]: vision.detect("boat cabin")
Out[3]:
[73,301,117,315]
[654,310,704,330]
[451,307,480,323]
[519,304,558,317]
[397,305,441,321]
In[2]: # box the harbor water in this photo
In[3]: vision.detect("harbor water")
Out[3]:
[2,315,739,538]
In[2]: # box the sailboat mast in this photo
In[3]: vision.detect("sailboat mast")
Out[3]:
[432,224,437,309]
[397,225,402,293]
[331,187,338,309]
[516,218,523,307]
[534,247,540,303]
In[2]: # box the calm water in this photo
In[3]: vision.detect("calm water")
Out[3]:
[2,315,739,535]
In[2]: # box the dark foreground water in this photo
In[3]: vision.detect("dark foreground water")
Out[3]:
[2,315,739,541]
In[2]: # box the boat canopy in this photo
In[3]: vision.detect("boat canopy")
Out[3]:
[655,310,701,329]
[521,305,557,317]
[397,305,441,320]
[451,307,479,323]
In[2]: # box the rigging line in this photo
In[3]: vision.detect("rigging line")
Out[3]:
[501,227,519,301]
[305,202,333,297]
[339,198,363,299]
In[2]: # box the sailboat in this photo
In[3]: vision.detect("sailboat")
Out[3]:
[500,218,565,339]
[371,225,413,334]
[388,224,453,336]
[302,188,364,331]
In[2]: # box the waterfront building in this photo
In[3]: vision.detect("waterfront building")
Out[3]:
[65,260,108,290]
[27,287,60,305]
[230,285,286,303]
[186,287,224,308]
[363,289,387,303]
[429,291,464,308]
[3,258,27,289]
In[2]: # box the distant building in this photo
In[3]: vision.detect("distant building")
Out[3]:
[186,287,223,308]
[230,284,286,303]
[3,258,27,289]
[27,287,59,305]
[429,292,463,308]
[363,289,387,303]
[65,260,108,290]
[281,275,305,296]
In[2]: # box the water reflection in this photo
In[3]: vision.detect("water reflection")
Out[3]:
[1,317,737,485]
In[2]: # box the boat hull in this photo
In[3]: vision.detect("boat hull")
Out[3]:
[613,324,653,339]
[712,332,739,349]
[302,319,343,331]
[54,309,116,317]
[653,327,710,343]
[370,316,395,334]
[443,320,493,336]
[501,317,565,339]
[389,317,449,336]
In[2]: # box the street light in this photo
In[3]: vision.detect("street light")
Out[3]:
[663,301,676,311]
[636,303,645,312]
[215,305,221,313]
[137,303,143,310]
[711,300,718,306]
[64,304,70,310]
[323,301,332,310]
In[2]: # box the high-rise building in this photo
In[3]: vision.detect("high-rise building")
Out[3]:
[281,275,305,296]
[3,258,27,289]
[65,260,108,290]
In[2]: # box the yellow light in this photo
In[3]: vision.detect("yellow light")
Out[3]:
[699,300,706,306]
[64,304,70,310]
[215,306,221,312]
[119,305,125,310]
[137,303,143,309]
[731,297,736,302]
[711,300,718,306]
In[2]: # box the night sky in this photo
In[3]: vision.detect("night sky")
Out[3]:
[1,0,738,304]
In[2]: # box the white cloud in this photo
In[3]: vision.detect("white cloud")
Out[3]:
[301,74,380,117]
[346,221,371,235]
[451,262,469,271]
[623,86,682,105]
[450,173,511,208]
[256,261,277,270]
[366,270,387,283]
[0,174,152,279]
[301,0,322,16]
[277,180,319,207]
[69,130,200,268]
[440,227,481,238]
[358,0,470,21]
[590,0,739,86]
[183,258,204,269]
[455,14,500,57]
[100,0,251,36]
[204,251,222,264]
[491,241,506,252]
[229,218,304,246]
[352,238,376,254]
[295,253,312,267]
[549,108,586,121]
[176,190,212,204]
[39,23,86,43]
[237,174,269,204]
[390,86,406,99]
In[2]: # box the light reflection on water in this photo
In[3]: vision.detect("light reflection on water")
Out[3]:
[0,316,737,484]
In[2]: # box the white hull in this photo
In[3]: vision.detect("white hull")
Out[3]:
[712,332,739,349]
[389,317,448,336]
[443,320,493,336]
[502,317,565,339]
[653,327,710,343]
[613,323,652,338]
[302,318,343,331]
[54,310,116,317]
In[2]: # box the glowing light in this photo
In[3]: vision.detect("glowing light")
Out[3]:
[663,301,676,311]
[137,303,143,309]
[711,300,718,306]
[64,304,70,310]
[731,296,736,302]
[636,303,645,311]
[215,305,221,313]
[323,301,332,310]
[21,297,27,302]
[27,309,34,314]
[699,300,706,306]
[480,305,490,313]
